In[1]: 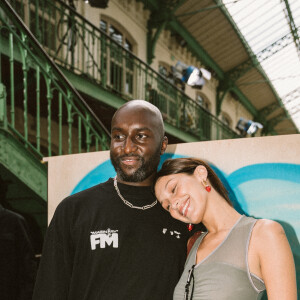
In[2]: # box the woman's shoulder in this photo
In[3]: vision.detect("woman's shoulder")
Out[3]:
[252,218,287,251]
[253,218,285,237]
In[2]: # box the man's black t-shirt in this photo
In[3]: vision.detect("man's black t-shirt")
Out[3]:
[33,179,195,299]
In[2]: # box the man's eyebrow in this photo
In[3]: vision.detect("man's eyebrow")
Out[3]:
[111,127,152,132]
[135,127,152,132]
[111,127,123,132]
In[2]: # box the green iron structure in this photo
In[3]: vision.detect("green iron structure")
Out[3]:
[6,0,239,143]
[0,0,111,240]
[0,0,241,243]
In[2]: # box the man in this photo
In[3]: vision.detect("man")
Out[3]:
[33,100,194,299]
[0,178,37,300]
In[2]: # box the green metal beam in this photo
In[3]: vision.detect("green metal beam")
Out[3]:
[138,0,159,10]
[63,69,200,143]
[147,20,167,64]
[258,102,281,118]
[164,122,199,143]
[267,114,288,128]
[283,0,300,53]
[214,0,254,56]
[225,29,297,83]
[0,83,7,129]
[0,128,47,201]
[61,68,126,109]
[215,0,298,130]
[231,87,257,116]
[168,13,257,117]
[146,0,188,64]
[168,19,224,80]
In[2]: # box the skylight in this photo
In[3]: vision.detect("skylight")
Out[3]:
[223,0,300,132]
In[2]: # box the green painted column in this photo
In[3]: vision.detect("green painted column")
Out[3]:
[0,83,7,129]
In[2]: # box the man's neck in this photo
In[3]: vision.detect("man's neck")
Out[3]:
[115,175,154,187]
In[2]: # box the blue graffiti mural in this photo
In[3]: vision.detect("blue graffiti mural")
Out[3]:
[71,153,185,195]
[71,155,300,297]
[71,158,300,232]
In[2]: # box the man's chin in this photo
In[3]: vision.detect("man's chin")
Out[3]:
[117,169,147,183]
[118,174,142,183]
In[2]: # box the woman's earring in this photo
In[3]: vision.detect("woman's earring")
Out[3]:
[188,223,194,231]
[202,180,211,192]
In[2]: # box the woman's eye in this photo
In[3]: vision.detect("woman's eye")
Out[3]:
[172,185,177,193]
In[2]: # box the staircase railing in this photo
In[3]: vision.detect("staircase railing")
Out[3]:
[0,0,111,158]
[6,0,239,141]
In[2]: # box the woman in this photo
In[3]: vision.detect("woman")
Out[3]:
[154,158,296,300]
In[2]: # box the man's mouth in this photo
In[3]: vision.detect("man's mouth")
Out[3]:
[120,156,141,166]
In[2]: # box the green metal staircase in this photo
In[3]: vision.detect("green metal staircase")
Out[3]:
[0,0,239,250]
[5,0,239,143]
[0,0,111,247]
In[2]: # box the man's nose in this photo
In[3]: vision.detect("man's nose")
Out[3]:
[123,137,137,154]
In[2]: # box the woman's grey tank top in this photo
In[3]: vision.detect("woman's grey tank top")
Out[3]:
[173,215,266,300]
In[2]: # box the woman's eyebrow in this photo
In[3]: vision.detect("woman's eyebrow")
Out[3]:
[165,178,174,190]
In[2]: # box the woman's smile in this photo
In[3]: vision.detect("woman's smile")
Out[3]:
[179,198,190,217]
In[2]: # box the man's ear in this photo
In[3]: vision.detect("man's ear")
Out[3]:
[193,165,208,181]
[160,136,168,155]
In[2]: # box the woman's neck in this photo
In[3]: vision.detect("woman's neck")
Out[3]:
[201,192,241,234]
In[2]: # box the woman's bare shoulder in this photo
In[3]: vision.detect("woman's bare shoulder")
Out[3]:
[252,218,287,248]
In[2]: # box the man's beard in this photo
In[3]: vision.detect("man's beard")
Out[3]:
[110,146,161,183]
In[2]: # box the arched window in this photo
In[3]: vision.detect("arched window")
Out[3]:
[100,19,134,52]
[196,93,211,112]
[100,17,136,95]
[221,112,232,128]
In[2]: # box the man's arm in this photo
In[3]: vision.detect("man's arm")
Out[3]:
[33,201,74,299]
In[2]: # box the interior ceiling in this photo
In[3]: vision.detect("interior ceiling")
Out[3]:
[173,0,300,134]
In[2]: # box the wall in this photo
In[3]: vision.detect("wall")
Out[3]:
[45,134,300,297]
[76,0,254,133]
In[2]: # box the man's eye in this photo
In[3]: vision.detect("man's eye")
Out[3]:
[113,134,124,140]
[136,134,147,139]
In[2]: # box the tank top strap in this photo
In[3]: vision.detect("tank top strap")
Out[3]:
[203,215,257,270]
[185,231,207,269]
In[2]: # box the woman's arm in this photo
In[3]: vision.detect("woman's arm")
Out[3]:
[256,220,297,300]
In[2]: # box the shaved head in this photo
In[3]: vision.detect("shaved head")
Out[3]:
[110,100,168,185]
[112,100,165,139]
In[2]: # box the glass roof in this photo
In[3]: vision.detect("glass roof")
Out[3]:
[223,0,300,132]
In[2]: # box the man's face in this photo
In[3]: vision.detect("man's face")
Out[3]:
[110,106,167,186]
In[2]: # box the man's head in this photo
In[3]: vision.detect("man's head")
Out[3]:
[110,100,168,186]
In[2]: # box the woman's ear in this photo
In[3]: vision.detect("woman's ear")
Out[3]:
[194,165,208,181]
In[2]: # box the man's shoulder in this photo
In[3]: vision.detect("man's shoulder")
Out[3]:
[58,179,113,209]
[50,179,114,224]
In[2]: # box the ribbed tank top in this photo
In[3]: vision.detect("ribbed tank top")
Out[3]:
[173,215,266,300]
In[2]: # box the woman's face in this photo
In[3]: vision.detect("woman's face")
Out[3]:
[155,171,208,224]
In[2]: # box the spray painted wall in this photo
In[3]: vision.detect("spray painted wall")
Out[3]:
[45,134,300,296]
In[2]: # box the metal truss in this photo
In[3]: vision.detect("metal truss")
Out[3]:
[226,30,298,83]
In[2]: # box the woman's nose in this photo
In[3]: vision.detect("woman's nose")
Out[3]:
[170,198,179,210]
